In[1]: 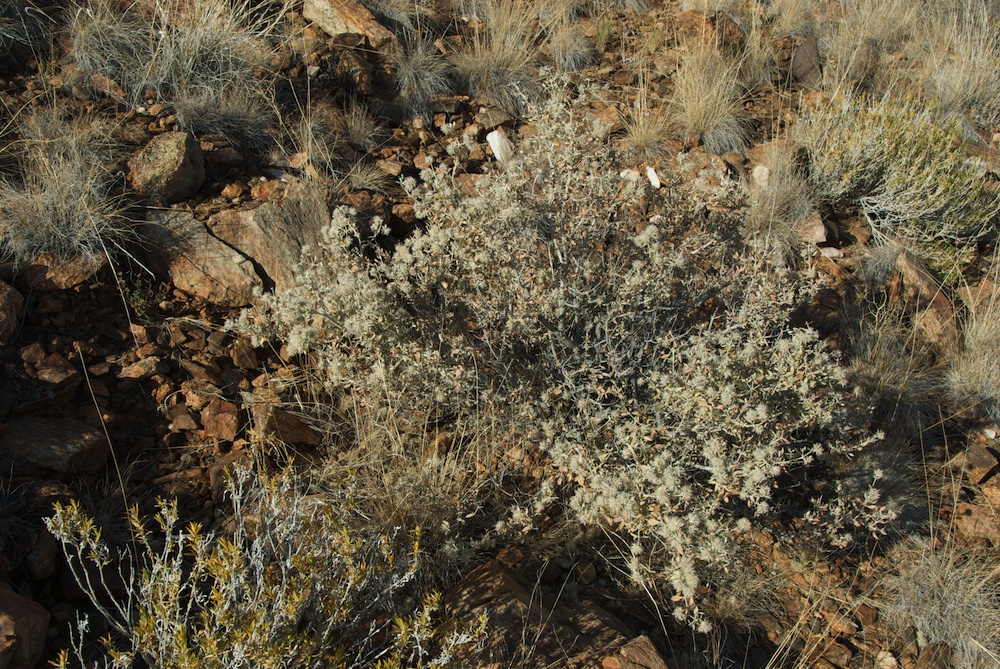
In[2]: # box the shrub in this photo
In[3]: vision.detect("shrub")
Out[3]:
[669,44,751,153]
[234,83,887,628]
[69,0,283,145]
[796,95,1000,247]
[0,107,128,264]
[47,464,484,669]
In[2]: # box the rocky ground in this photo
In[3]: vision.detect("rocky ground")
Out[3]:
[1,0,1000,667]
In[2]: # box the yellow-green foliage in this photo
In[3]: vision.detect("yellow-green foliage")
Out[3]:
[798,95,1000,246]
[47,466,483,669]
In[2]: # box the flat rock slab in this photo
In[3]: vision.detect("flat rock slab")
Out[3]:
[304,0,396,49]
[0,414,109,474]
[144,209,262,307]
[208,180,328,292]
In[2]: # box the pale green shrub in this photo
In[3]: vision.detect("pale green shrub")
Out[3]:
[236,83,888,628]
[47,465,484,669]
[796,95,1000,246]
[0,107,128,264]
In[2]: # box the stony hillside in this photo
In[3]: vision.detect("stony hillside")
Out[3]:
[1,0,999,667]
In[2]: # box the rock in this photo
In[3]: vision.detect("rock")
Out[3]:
[334,49,374,96]
[0,283,23,346]
[672,11,745,57]
[25,531,58,582]
[143,209,263,307]
[128,131,206,203]
[822,641,853,668]
[0,415,110,474]
[118,356,168,381]
[34,353,79,389]
[201,399,241,442]
[798,211,829,243]
[891,251,959,355]
[751,164,770,188]
[0,589,48,669]
[207,180,328,292]
[915,643,952,669]
[304,0,396,50]
[952,502,1000,545]
[950,442,999,485]
[446,560,637,669]
[26,254,104,291]
[876,651,900,669]
[602,635,669,669]
[790,36,822,89]
[251,388,323,447]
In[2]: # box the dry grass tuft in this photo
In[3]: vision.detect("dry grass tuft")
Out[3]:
[621,75,671,161]
[453,0,541,114]
[886,538,1000,668]
[670,44,752,153]
[0,107,128,265]
[744,141,812,263]
[387,29,453,118]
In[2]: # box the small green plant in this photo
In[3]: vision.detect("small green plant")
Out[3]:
[670,44,751,153]
[47,464,485,669]
[796,94,1000,248]
[0,107,128,265]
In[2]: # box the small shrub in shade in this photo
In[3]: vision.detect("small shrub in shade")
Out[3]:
[796,95,1000,248]
[47,464,485,669]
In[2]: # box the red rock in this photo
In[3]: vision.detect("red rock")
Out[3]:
[950,442,999,485]
[0,283,23,346]
[304,0,396,49]
[118,357,167,380]
[0,588,49,669]
[35,353,78,388]
[230,338,259,370]
[26,254,104,290]
[0,415,109,474]
[201,399,241,442]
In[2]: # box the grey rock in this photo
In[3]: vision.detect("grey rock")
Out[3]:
[144,209,263,307]
[128,131,206,203]
[208,180,328,292]
[0,415,109,474]
[790,36,822,89]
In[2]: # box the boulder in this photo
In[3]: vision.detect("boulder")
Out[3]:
[0,415,110,474]
[0,588,49,669]
[144,209,262,307]
[0,283,23,346]
[304,0,396,50]
[790,36,822,89]
[128,131,206,203]
[208,180,328,292]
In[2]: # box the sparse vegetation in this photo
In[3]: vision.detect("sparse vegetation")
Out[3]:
[69,0,284,145]
[3,0,1000,667]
